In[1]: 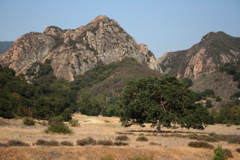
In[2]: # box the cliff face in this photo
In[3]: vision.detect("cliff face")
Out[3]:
[0,15,161,81]
[158,32,240,79]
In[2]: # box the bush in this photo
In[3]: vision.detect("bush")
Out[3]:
[188,141,214,149]
[60,141,73,146]
[223,149,233,158]
[136,136,148,142]
[212,145,226,160]
[45,122,72,134]
[115,135,129,141]
[149,142,161,146]
[216,96,222,102]
[35,139,59,146]
[236,148,240,153]
[23,117,35,126]
[98,140,113,146]
[206,100,213,108]
[0,143,9,147]
[114,141,129,146]
[7,140,29,146]
[69,119,80,127]
[76,137,96,146]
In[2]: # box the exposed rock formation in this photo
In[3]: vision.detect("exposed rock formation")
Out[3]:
[158,31,240,79]
[0,15,161,81]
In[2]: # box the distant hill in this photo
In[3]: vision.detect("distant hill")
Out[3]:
[158,31,240,79]
[157,32,240,101]
[0,41,13,54]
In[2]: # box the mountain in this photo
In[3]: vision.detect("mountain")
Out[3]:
[158,31,240,79]
[0,15,161,81]
[0,41,13,54]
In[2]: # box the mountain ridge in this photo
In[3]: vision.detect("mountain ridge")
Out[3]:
[0,15,161,81]
[158,31,240,79]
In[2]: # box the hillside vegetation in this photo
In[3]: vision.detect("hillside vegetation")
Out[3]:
[0,58,162,119]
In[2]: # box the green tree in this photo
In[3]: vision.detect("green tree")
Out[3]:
[77,94,104,116]
[119,77,210,131]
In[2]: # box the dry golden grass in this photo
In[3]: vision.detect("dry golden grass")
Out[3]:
[0,115,239,160]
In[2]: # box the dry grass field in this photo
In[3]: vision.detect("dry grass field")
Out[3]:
[0,114,239,160]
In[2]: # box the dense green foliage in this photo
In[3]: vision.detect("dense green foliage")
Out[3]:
[214,100,240,125]
[70,62,119,91]
[182,78,193,87]
[0,63,76,120]
[119,76,210,130]
[194,89,215,101]
[45,121,72,134]
[220,62,240,88]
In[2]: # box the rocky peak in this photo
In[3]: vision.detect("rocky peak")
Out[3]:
[90,15,111,24]
[0,16,161,81]
[44,26,63,37]
[158,31,240,79]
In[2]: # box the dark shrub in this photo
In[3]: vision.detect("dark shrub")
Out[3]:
[45,122,72,134]
[46,140,59,146]
[35,139,48,146]
[115,135,129,141]
[216,96,222,102]
[35,139,59,146]
[223,149,233,158]
[206,100,213,108]
[76,137,96,146]
[98,140,113,146]
[236,148,240,153]
[136,136,148,142]
[114,141,129,146]
[0,143,8,147]
[23,117,35,126]
[7,140,29,146]
[60,141,73,146]
[188,141,214,149]
[149,142,161,146]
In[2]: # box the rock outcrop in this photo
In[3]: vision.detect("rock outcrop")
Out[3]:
[158,31,240,79]
[0,15,161,81]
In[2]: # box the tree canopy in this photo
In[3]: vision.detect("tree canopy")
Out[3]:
[119,76,210,130]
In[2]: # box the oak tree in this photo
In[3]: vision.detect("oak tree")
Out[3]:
[119,76,210,131]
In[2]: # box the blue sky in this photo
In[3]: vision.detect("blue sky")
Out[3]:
[0,0,239,57]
